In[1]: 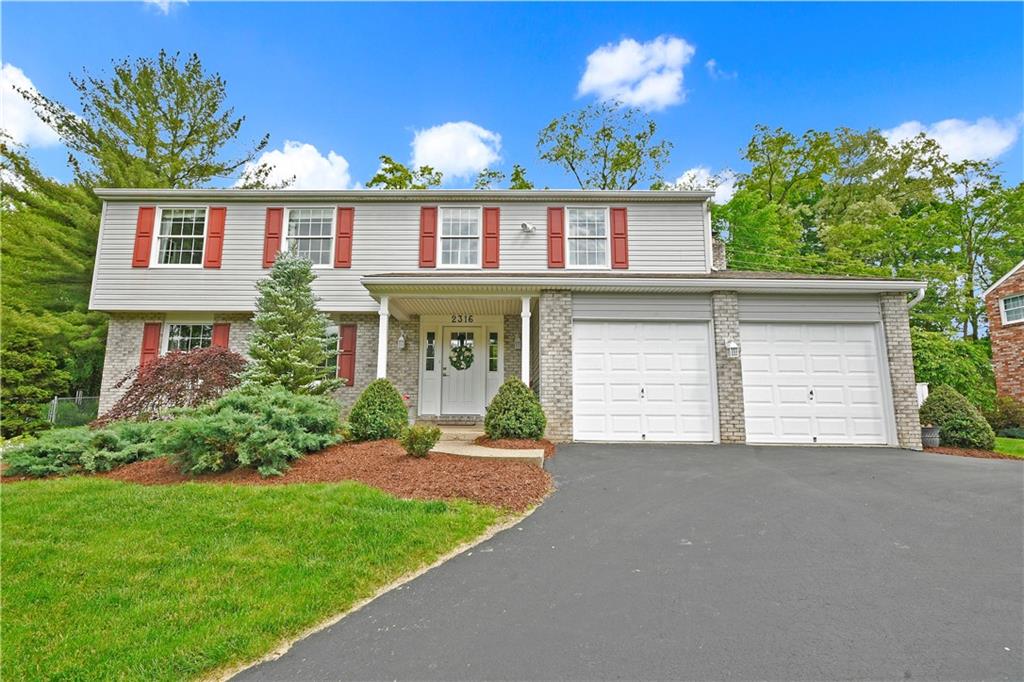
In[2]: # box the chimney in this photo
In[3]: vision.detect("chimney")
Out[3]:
[712,238,727,271]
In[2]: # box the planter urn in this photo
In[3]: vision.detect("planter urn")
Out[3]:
[921,425,940,448]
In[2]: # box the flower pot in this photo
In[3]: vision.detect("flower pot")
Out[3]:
[921,426,940,448]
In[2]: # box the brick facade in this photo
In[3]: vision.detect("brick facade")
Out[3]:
[985,267,1024,402]
[880,293,923,450]
[503,314,522,383]
[711,292,746,443]
[538,290,573,442]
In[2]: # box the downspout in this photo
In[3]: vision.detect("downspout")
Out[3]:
[907,287,926,309]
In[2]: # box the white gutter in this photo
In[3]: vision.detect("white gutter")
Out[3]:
[92,188,715,203]
[907,286,926,308]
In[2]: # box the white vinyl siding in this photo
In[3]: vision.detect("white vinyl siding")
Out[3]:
[285,208,334,266]
[573,294,712,320]
[91,201,710,312]
[1001,294,1024,324]
[566,207,609,268]
[439,207,481,267]
[155,208,206,266]
[739,294,882,323]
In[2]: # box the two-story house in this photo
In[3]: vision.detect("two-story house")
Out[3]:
[90,189,925,449]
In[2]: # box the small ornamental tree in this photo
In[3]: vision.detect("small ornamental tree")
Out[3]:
[93,346,246,426]
[242,250,341,394]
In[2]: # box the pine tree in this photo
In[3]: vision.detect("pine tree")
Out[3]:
[1,330,72,438]
[242,251,341,394]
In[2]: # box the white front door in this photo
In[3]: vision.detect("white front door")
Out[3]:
[441,327,486,415]
[740,322,889,445]
[572,321,716,442]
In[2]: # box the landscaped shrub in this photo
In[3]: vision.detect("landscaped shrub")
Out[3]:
[2,421,166,478]
[348,379,408,441]
[484,378,546,440]
[999,426,1024,439]
[911,329,996,412]
[94,347,247,426]
[984,396,1024,433]
[160,384,342,476]
[919,385,995,451]
[399,424,441,458]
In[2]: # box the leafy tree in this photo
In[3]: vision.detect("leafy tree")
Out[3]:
[1,330,71,438]
[367,155,442,189]
[242,251,340,394]
[911,329,995,411]
[508,164,534,189]
[537,101,672,189]
[18,50,273,188]
[473,168,505,189]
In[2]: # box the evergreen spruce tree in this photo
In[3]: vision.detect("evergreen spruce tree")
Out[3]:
[242,251,341,394]
[1,331,72,438]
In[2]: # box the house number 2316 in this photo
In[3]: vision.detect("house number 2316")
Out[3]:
[450,314,474,323]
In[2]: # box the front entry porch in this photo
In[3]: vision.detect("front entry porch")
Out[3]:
[374,295,534,419]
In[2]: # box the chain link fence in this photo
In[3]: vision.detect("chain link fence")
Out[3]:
[47,393,100,427]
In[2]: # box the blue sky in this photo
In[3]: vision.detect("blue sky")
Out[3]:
[3,1,1022,193]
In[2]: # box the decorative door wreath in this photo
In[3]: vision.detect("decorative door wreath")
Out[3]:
[449,344,474,370]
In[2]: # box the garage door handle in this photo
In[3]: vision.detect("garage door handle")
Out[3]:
[808,388,815,401]
[640,386,645,399]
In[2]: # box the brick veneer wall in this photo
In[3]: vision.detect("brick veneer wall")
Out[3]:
[503,314,522,383]
[711,292,746,443]
[985,270,1024,401]
[538,290,573,442]
[880,293,923,450]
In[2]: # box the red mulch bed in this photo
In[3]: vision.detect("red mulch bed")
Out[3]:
[100,440,552,511]
[924,446,1023,461]
[474,436,556,459]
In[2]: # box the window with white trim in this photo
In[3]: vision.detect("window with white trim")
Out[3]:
[440,207,480,267]
[166,324,213,352]
[156,208,207,265]
[566,207,608,267]
[285,208,334,266]
[1002,294,1024,324]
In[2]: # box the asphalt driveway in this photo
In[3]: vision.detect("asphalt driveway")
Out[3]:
[236,445,1024,681]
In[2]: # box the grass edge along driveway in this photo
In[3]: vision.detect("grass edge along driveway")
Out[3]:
[995,437,1024,458]
[1,477,503,681]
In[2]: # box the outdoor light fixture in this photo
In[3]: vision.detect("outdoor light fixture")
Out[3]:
[520,222,536,233]
[397,329,406,350]
[726,338,740,359]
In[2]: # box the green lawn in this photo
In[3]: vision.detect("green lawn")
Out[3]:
[1,478,500,681]
[995,437,1024,458]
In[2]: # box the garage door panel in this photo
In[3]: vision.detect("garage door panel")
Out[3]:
[740,322,889,445]
[573,321,714,442]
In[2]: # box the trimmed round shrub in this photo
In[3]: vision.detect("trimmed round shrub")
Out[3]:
[984,395,1024,432]
[919,385,995,451]
[484,378,546,440]
[348,379,408,441]
[399,424,442,458]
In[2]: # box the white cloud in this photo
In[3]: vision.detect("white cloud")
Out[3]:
[237,140,352,189]
[673,166,737,203]
[142,0,187,14]
[577,35,696,111]
[1,63,60,147]
[883,115,1022,162]
[410,121,501,181]
[704,58,736,80]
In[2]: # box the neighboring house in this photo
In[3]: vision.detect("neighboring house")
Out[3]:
[984,260,1024,402]
[90,189,925,449]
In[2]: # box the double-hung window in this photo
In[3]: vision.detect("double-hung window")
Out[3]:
[439,207,481,267]
[566,207,608,268]
[166,324,213,352]
[1001,294,1024,325]
[285,208,334,266]
[155,208,207,266]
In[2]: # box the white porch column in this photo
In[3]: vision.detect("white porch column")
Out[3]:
[520,296,531,384]
[376,296,389,379]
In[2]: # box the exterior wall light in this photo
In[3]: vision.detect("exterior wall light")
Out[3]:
[397,329,406,351]
[725,338,740,359]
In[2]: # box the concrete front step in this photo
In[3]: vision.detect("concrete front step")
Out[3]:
[430,440,545,468]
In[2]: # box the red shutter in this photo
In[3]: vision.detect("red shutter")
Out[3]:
[132,206,157,267]
[419,206,438,267]
[547,207,565,268]
[610,207,629,269]
[482,207,500,268]
[337,324,357,386]
[335,207,354,268]
[263,207,284,267]
[211,323,230,348]
[139,322,162,366]
[204,207,227,268]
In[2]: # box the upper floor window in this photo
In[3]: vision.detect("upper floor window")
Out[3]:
[1002,294,1024,325]
[286,208,334,266]
[440,207,480,267]
[166,323,212,352]
[155,208,207,266]
[566,207,608,268]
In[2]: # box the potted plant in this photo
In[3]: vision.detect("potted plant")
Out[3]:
[921,422,940,448]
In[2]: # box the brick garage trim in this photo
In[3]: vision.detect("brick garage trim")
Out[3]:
[880,293,923,450]
[712,291,745,443]
[538,290,573,442]
[985,268,1024,402]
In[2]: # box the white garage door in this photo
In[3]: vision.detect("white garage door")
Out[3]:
[572,321,715,442]
[740,323,890,445]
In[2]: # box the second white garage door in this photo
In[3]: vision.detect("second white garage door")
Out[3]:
[740,322,891,445]
[572,321,715,442]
